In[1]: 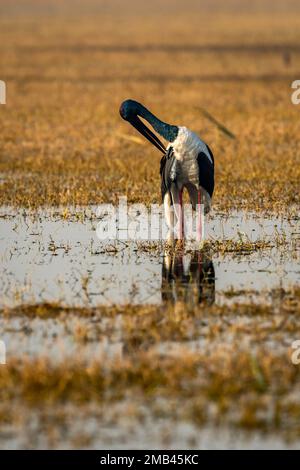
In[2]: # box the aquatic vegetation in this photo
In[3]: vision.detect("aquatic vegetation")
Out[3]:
[0,347,300,436]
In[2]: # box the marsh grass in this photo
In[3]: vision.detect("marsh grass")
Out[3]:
[0,254,299,443]
[1,349,300,434]
[0,1,300,212]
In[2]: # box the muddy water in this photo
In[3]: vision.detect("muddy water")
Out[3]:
[0,207,299,308]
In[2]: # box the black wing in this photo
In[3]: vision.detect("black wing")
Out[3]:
[197,145,214,198]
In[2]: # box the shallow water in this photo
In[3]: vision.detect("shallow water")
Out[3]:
[1,409,299,450]
[0,207,299,308]
[0,207,300,450]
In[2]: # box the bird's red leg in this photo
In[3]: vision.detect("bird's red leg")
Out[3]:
[179,189,184,239]
[197,190,202,243]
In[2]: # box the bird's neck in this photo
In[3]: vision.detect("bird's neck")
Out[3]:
[138,104,178,143]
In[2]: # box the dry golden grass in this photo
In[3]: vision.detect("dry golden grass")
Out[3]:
[0,0,300,211]
[1,287,300,440]
[1,348,300,434]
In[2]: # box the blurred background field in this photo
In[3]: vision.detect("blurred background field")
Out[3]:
[0,0,300,211]
[0,0,300,450]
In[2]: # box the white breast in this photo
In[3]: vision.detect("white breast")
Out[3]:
[167,126,212,187]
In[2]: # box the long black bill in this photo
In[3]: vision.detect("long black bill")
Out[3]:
[130,116,166,154]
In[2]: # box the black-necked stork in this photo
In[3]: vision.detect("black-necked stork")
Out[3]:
[119,99,214,242]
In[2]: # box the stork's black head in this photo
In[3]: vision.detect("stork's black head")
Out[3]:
[119,99,167,153]
[119,99,139,121]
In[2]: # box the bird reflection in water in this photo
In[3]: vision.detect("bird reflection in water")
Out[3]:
[162,250,215,306]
